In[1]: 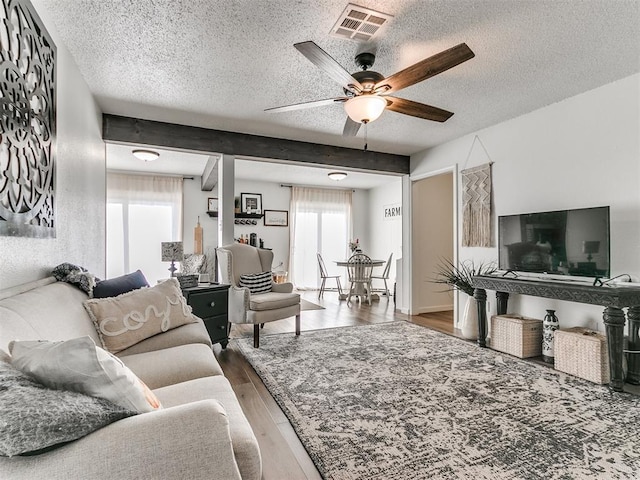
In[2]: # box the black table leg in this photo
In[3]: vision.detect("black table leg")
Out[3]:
[626,306,640,385]
[603,306,626,392]
[496,291,509,315]
[474,288,488,347]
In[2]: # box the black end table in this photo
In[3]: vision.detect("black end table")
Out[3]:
[181,284,230,348]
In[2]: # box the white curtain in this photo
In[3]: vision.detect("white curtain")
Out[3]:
[106,173,183,281]
[289,187,352,289]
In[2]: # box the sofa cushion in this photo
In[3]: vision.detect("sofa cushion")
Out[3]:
[92,270,149,299]
[249,291,300,311]
[0,281,101,352]
[0,360,135,457]
[154,375,261,480]
[10,337,161,413]
[83,278,198,354]
[239,271,272,294]
[120,343,223,390]
[116,319,212,356]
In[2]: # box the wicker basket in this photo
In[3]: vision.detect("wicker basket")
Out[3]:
[490,314,542,358]
[554,327,610,384]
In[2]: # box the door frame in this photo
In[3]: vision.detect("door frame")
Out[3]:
[403,165,459,320]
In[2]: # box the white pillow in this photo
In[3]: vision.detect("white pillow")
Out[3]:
[9,337,161,413]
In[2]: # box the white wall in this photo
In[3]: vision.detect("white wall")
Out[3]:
[352,189,369,252]
[410,74,640,331]
[368,179,402,291]
[0,1,105,290]
[182,177,218,255]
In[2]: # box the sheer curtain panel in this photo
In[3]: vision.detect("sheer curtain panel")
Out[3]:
[106,173,183,281]
[289,187,352,290]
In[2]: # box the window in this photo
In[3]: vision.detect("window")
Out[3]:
[289,187,352,289]
[106,173,183,281]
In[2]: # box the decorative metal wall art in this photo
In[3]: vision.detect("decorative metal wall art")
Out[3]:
[1,0,57,238]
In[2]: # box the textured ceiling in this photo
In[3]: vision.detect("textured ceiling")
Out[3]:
[43,0,639,160]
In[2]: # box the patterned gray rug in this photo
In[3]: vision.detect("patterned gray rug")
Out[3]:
[235,321,640,480]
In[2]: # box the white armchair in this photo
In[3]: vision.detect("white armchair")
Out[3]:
[216,243,301,348]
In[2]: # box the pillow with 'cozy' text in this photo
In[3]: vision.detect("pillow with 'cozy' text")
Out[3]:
[83,277,197,353]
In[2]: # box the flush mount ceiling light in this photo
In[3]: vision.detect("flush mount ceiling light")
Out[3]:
[132,149,160,162]
[328,171,348,181]
[343,95,387,124]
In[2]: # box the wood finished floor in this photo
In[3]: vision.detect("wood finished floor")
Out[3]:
[212,291,454,480]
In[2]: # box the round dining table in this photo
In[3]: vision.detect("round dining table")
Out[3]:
[334,258,385,301]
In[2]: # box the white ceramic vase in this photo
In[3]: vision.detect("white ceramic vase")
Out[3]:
[461,296,479,340]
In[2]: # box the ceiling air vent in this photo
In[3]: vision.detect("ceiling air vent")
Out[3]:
[330,4,393,43]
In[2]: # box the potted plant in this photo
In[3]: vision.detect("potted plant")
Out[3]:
[433,259,497,339]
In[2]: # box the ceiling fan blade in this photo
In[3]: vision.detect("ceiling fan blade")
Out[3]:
[342,117,361,137]
[385,97,454,122]
[294,41,363,93]
[374,43,475,95]
[265,97,348,113]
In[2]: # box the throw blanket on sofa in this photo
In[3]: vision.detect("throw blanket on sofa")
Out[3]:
[52,263,100,297]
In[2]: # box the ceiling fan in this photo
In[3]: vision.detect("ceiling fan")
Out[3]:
[266,41,475,137]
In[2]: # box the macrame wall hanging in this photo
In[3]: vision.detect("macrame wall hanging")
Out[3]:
[0,0,57,238]
[461,136,494,247]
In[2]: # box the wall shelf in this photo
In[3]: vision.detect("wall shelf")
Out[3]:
[206,211,263,219]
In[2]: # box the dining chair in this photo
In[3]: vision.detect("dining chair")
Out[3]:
[346,253,373,305]
[317,253,342,298]
[371,252,393,299]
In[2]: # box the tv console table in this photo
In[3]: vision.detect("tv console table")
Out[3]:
[471,275,640,392]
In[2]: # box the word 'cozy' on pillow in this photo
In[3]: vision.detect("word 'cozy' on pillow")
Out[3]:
[0,360,135,457]
[10,337,161,413]
[83,277,197,353]
[239,271,273,294]
[92,269,149,298]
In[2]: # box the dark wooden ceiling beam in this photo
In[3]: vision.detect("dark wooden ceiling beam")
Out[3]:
[102,114,409,175]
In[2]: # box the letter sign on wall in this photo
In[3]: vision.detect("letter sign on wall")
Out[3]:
[383,204,402,221]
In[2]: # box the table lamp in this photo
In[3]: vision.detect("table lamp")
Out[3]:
[161,241,184,277]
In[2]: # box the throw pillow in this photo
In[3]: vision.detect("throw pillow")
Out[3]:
[83,277,197,353]
[0,360,135,457]
[52,262,100,296]
[239,271,273,294]
[92,270,149,298]
[10,337,161,413]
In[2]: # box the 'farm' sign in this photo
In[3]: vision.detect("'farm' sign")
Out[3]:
[383,204,401,220]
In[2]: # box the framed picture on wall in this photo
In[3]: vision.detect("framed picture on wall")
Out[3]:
[264,210,288,227]
[241,193,262,214]
[207,197,218,212]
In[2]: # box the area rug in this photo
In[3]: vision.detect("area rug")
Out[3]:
[235,321,640,480]
[300,298,324,311]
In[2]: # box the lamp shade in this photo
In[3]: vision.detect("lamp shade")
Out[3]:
[161,241,184,262]
[344,95,387,123]
[582,241,600,255]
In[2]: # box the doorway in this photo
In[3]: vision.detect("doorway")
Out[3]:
[411,170,456,322]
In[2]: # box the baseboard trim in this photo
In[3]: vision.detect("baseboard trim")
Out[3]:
[413,305,454,315]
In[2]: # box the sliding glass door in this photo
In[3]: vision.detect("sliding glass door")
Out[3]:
[106,173,182,282]
[290,187,351,290]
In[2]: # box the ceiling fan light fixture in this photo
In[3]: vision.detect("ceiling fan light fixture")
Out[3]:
[328,171,348,181]
[132,149,160,162]
[344,95,386,123]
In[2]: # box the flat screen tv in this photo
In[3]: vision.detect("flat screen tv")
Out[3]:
[498,206,610,278]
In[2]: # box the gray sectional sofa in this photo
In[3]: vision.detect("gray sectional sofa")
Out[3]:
[0,277,261,480]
